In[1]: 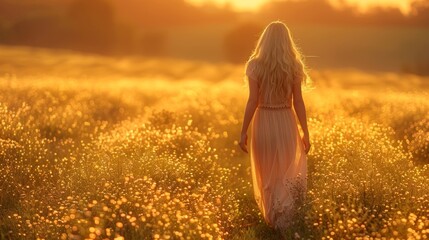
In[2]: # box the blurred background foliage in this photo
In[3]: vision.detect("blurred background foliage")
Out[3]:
[0,0,428,74]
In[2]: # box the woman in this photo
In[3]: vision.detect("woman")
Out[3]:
[239,21,311,230]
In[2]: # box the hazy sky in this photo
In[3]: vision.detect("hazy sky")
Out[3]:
[186,0,414,13]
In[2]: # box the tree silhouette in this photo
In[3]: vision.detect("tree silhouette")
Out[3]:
[138,31,167,56]
[223,22,263,64]
[6,15,69,47]
[68,0,116,53]
[409,0,429,26]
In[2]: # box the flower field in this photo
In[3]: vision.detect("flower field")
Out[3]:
[0,46,429,239]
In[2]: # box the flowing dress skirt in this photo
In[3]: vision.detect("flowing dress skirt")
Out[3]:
[250,107,307,230]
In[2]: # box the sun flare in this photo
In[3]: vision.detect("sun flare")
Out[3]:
[186,0,414,14]
[186,0,269,11]
[329,0,413,14]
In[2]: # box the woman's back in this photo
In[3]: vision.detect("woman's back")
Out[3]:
[245,59,298,109]
[239,21,311,232]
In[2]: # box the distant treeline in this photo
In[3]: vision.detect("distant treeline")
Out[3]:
[112,0,429,27]
[257,0,429,27]
[0,0,428,53]
[0,0,237,55]
[0,0,428,74]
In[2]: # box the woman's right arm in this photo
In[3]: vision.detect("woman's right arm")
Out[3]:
[292,81,311,154]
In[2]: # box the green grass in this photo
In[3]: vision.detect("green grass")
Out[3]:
[0,45,428,239]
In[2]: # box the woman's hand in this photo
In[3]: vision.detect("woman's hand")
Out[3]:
[239,133,248,153]
[302,134,311,154]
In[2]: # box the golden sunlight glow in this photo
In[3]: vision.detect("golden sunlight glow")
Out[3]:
[329,0,413,14]
[186,0,267,11]
[187,0,414,14]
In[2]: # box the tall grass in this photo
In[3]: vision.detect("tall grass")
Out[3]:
[0,46,428,239]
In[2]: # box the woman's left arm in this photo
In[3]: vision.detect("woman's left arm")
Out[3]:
[239,77,259,153]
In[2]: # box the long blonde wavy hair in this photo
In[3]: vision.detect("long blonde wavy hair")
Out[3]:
[245,21,309,102]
